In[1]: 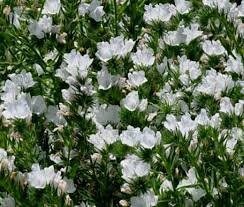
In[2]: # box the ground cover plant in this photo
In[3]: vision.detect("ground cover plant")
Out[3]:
[0,0,243,206]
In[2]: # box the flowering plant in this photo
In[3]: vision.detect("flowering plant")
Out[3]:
[0,0,243,206]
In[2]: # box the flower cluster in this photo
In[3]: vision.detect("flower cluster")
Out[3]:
[0,0,243,206]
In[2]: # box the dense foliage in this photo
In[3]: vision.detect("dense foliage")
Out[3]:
[0,0,243,206]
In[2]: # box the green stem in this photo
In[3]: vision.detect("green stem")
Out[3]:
[113,0,118,35]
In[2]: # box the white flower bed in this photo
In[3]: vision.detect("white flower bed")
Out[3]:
[0,0,243,206]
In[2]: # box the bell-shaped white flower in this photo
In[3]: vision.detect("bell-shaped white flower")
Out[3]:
[195,69,234,99]
[140,127,161,149]
[175,0,192,14]
[8,71,35,89]
[94,104,121,125]
[160,179,174,192]
[27,164,56,189]
[45,105,66,126]
[96,36,134,62]
[122,90,140,111]
[219,97,234,114]
[225,54,244,75]
[88,125,119,150]
[1,80,20,103]
[63,49,93,79]
[120,125,142,147]
[2,94,32,120]
[178,113,197,136]
[0,196,15,207]
[88,0,105,22]
[234,101,244,116]
[42,0,61,15]
[130,189,158,207]
[178,55,201,81]
[127,71,147,87]
[131,46,155,67]
[163,26,187,46]
[183,23,203,44]
[177,167,206,201]
[28,20,44,39]
[38,15,53,33]
[202,40,226,56]
[144,3,177,24]
[195,109,210,125]
[31,96,47,115]
[120,154,150,181]
[97,68,118,90]
[164,114,178,131]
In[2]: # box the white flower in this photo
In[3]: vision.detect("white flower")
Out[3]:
[88,0,105,22]
[27,164,56,189]
[63,49,93,78]
[183,23,203,44]
[177,167,206,201]
[122,90,140,111]
[79,0,105,22]
[78,2,89,16]
[38,15,53,33]
[195,69,234,99]
[2,94,32,120]
[50,153,63,165]
[225,128,243,155]
[0,148,7,160]
[138,98,148,111]
[97,68,118,90]
[127,71,147,87]
[120,154,150,181]
[164,114,178,131]
[28,20,43,39]
[9,6,22,29]
[175,0,192,14]
[0,195,15,207]
[45,105,66,126]
[178,113,197,136]
[160,179,174,192]
[42,0,61,15]
[203,0,232,12]
[178,55,201,80]
[219,97,234,114]
[209,113,221,128]
[131,46,155,67]
[163,26,187,46]
[31,95,47,115]
[8,71,35,89]
[140,127,161,149]
[93,104,121,125]
[225,54,244,75]
[202,40,226,56]
[61,87,76,102]
[157,57,171,74]
[195,109,210,125]
[33,63,44,76]
[234,101,244,116]
[144,3,176,24]
[188,188,207,202]
[59,177,76,194]
[130,189,158,207]
[120,125,141,147]
[88,125,119,150]
[96,42,113,62]
[96,36,134,62]
[0,148,15,172]
[28,17,53,39]
[238,2,244,17]
[1,80,20,103]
